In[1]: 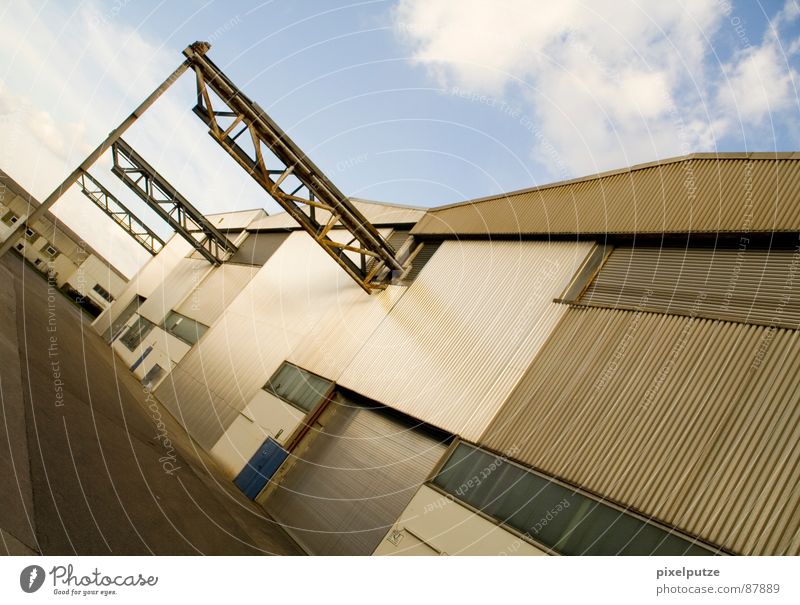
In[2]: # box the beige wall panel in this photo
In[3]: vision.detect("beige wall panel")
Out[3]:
[337,240,593,440]
[374,485,546,556]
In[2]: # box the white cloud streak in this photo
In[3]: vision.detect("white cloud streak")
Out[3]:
[394,0,800,177]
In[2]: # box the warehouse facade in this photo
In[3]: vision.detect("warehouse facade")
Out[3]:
[94,152,800,556]
[1,169,128,315]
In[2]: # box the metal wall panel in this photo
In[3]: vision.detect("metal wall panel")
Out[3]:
[288,285,406,380]
[154,231,382,449]
[175,263,258,327]
[93,235,193,334]
[480,307,800,555]
[412,155,800,235]
[138,257,211,325]
[266,397,448,555]
[228,231,290,266]
[580,246,800,328]
[337,240,594,440]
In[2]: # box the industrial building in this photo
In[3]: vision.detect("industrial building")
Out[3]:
[93,150,800,557]
[4,41,794,557]
[0,169,127,315]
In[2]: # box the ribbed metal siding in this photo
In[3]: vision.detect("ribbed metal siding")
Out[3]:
[138,258,211,325]
[480,307,800,555]
[288,285,406,380]
[228,231,290,266]
[412,157,800,235]
[337,240,594,440]
[154,231,382,449]
[581,246,800,328]
[266,397,447,555]
[175,264,258,327]
[96,235,194,330]
[400,240,442,284]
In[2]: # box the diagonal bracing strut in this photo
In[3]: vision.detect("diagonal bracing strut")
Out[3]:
[77,171,165,255]
[183,41,406,292]
[110,138,237,264]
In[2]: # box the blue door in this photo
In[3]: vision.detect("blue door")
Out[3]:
[234,437,288,500]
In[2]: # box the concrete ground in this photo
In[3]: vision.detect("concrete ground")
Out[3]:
[0,253,303,555]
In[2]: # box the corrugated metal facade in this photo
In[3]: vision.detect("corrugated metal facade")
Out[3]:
[154,231,382,449]
[228,232,290,266]
[138,257,211,325]
[412,155,800,235]
[93,235,194,334]
[288,285,406,380]
[266,396,448,555]
[337,240,593,440]
[579,246,800,328]
[175,263,259,327]
[480,307,800,555]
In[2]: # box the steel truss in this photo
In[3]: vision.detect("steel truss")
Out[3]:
[77,171,165,255]
[183,41,406,292]
[111,138,237,264]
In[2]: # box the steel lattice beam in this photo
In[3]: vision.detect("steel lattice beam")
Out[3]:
[182,41,406,292]
[110,138,237,264]
[77,171,165,255]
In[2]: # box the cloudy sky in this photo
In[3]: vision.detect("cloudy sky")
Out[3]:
[0,0,798,276]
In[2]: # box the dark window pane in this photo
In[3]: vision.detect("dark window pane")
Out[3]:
[264,363,332,412]
[432,443,714,556]
[162,311,208,345]
[120,316,155,351]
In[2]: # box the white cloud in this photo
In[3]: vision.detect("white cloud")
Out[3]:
[394,0,799,177]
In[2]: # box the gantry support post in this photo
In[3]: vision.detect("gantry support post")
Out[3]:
[0,53,200,258]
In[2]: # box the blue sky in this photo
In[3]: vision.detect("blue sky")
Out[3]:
[0,0,798,275]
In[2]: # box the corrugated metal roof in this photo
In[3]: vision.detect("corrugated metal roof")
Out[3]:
[248,198,426,231]
[579,245,800,328]
[337,240,593,440]
[412,153,800,236]
[480,306,800,555]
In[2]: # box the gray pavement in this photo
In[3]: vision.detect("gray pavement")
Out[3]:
[0,253,303,555]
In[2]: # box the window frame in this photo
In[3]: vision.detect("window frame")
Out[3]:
[427,439,721,556]
[92,283,114,303]
[160,310,209,346]
[262,361,334,414]
[120,316,156,351]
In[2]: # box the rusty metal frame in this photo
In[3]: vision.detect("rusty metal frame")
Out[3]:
[182,41,406,292]
[77,171,165,255]
[110,138,237,264]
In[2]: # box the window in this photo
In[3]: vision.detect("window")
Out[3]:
[263,362,333,412]
[120,316,156,351]
[24,227,38,243]
[2,210,19,226]
[92,283,114,303]
[15,243,24,251]
[162,310,208,346]
[44,245,60,259]
[431,442,715,556]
